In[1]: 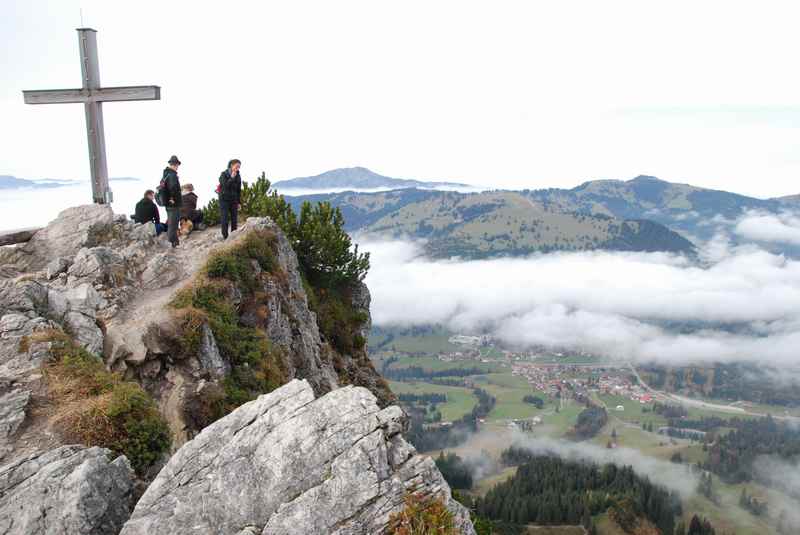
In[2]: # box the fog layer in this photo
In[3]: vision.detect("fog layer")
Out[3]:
[362,226,800,366]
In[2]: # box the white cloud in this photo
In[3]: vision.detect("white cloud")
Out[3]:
[362,238,800,366]
[735,210,800,245]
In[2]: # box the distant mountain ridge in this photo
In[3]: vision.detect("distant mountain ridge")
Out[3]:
[287,189,696,258]
[776,193,800,206]
[283,173,800,258]
[272,166,472,190]
[0,175,80,189]
[526,174,798,243]
[1,175,140,189]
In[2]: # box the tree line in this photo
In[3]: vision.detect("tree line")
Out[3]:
[404,387,496,452]
[384,365,487,381]
[703,415,800,483]
[475,451,681,535]
[202,173,369,287]
[397,392,447,404]
[570,405,608,440]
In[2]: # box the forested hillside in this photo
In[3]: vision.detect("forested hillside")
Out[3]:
[287,189,695,258]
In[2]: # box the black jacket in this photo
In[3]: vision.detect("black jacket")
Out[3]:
[180,192,198,219]
[134,197,160,224]
[163,167,182,207]
[218,170,242,203]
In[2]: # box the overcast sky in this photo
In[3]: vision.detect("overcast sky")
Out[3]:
[2,0,799,197]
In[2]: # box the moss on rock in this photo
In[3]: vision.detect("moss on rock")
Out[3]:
[170,231,287,424]
[41,331,171,475]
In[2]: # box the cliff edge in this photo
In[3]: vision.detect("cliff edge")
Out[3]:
[0,205,473,534]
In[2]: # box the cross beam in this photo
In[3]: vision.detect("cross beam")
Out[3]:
[21,28,161,204]
[23,86,160,105]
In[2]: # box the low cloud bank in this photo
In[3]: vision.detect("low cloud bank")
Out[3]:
[751,456,800,525]
[753,456,800,498]
[735,210,800,245]
[361,236,800,367]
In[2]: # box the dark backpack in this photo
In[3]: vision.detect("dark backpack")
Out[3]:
[156,178,168,207]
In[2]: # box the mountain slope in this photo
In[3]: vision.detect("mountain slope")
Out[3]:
[288,189,695,258]
[273,166,471,190]
[527,175,787,241]
[775,193,800,207]
[284,173,799,255]
[0,204,475,533]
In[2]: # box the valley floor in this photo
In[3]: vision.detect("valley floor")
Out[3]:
[372,326,799,535]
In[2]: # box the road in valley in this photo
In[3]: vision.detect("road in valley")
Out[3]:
[627,363,800,423]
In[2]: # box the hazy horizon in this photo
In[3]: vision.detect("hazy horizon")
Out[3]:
[3,1,800,198]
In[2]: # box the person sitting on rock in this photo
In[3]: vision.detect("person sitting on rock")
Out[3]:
[179,183,205,230]
[133,189,167,235]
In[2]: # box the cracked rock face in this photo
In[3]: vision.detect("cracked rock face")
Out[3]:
[1,205,115,272]
[121,380,475,535]
[0,445,135,535]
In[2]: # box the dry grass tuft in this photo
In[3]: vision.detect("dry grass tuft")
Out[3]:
[386,494,458,535]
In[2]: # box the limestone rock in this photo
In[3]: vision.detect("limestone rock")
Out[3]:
[121,380,475,535]
[46,284,104,354]
[130,222,156,241]
[45,257,71,280]
[0,389,30,440]
[0,388,31,459]
[67,246,126,287]
[196,324,229,380]
[0,445,135,535]
[0,280,55,379]
[141,252,183,290]
[10,205,114,271]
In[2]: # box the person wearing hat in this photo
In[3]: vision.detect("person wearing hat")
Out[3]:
[163,155,183,247]
[180,183,205,229]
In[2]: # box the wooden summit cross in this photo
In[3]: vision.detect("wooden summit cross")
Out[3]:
[22,28,160,204]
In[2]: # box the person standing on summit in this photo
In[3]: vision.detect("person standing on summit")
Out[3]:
[162,155,182,248]
[218,159,242,240]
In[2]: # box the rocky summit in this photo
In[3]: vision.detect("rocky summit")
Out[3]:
[0,205,473,534]
[121,379,474,535]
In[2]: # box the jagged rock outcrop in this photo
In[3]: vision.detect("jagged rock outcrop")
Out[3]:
[104,216,392,446]
[0,445,135,535]
[0,205,466,535]
[0,205,115,272]
[0,206,390,450]
[121,380,475,535]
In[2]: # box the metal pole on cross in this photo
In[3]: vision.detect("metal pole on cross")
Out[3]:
[22,28,161,204]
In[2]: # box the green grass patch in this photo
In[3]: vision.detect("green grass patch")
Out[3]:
[205,229,277,292]
[370,328,465,356]
[389,380,477,421]
[538,400,584,437]
[472,373,553,422]
[388,356,505,374]
[42,331,171,475]
[597,394,668,427]
[171,231,289,423]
